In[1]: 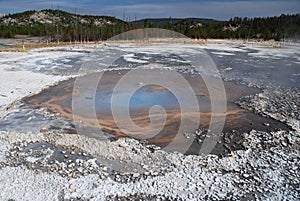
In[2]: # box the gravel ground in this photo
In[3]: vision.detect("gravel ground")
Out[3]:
[0,127,298,200]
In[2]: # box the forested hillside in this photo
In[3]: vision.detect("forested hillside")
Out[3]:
[142,14,300,40]
[0,10,299,41]
[0,9,130,41]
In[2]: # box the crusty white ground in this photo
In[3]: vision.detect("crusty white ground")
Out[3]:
[0,166,67,200]
[0,41,299,200]
[0,129,298,200]
[0,52,68,118]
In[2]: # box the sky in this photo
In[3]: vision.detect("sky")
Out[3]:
[0,0,299,20]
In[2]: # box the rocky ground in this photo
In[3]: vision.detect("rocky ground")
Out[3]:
[0,127,299,200]
[0,40,299,200]
[237,86,300,132]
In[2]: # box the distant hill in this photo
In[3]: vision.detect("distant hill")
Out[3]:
[0,10,128,40]
[132,18,222,27]
[0,10,299,41]
[133,15,300,41]
[0,9,123,27]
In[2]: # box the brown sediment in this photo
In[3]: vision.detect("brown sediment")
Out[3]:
[24,70,290,154]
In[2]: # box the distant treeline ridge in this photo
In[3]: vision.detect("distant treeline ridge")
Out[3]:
[0,10,299,41]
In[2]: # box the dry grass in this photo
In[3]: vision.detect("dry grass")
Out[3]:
[0,41,101,52]
[0,47,29,52]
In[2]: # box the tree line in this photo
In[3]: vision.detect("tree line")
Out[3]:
[0,10,299,41]
[0,10,132,41]
[145,14,299,41]
[0,23,132,41]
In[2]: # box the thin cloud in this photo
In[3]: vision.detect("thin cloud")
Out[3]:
[103,0,300,20]
[0,0,299,20]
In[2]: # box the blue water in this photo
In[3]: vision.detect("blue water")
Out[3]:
[95,85,180,113]
[129,89,178,108]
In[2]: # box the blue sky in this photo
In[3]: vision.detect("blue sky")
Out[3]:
[0,0,299,20]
